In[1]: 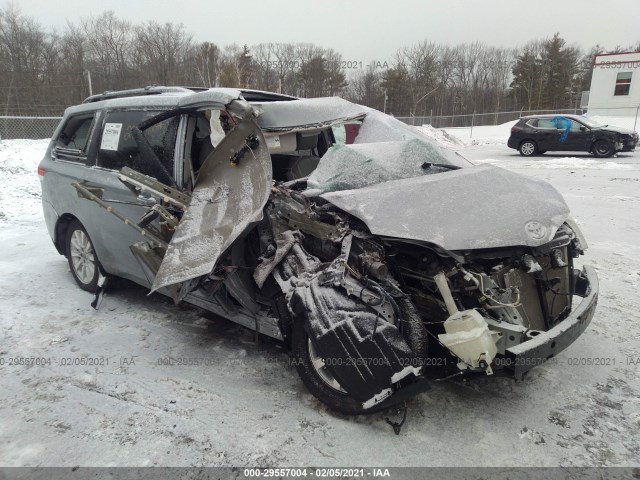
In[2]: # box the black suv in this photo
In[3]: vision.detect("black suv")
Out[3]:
[507,114,638,157]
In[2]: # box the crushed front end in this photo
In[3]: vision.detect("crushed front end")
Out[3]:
[261,182,598,412]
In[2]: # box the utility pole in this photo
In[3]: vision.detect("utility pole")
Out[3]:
[412,85,440,126]
[85,70,93,97]
[383,89,388,114]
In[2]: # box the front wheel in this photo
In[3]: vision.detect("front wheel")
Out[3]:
[519,140,537,157]
[66,220,100,293]
[291,319,374,415]
[592,140,614,158]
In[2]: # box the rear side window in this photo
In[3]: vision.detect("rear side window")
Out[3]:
[54,113,97,162]
[537,119,557,129]
[97,110,179,180]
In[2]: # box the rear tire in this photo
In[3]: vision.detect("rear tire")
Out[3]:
[592,140,614,158]
[519,140,537,157]
[65,220,100,293]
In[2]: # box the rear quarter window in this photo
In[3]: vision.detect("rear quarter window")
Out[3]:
[54,113,98,163]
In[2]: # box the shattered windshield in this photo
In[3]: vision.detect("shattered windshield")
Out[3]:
[306,109,471,195]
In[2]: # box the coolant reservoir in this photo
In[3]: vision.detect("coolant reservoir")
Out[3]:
[438,309,498,374]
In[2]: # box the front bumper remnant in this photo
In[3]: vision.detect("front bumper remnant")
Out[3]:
[504,265,598,379]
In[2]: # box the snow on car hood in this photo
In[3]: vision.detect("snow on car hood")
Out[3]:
[320,164,570,251]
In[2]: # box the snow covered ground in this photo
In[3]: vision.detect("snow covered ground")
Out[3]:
[1,136,639,468]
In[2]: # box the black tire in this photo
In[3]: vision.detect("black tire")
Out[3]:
[65,220,100,293]
[592,140,614,158]
[519,140,537,157]
[291,319,376,415]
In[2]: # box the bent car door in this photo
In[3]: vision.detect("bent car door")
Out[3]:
[151,109,272,293]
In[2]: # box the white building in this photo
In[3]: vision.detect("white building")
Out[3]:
[587,52,640,116]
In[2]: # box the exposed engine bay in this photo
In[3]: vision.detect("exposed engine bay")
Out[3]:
[250,181,594,411]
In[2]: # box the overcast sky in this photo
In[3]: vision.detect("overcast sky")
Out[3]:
[14,0,640,62]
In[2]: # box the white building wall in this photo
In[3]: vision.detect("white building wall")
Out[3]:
[587,52,640,116]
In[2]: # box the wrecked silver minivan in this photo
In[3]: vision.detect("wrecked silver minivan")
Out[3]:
[40,87,598,414]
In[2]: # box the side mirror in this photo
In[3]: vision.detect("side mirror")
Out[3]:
[580,126,587,131]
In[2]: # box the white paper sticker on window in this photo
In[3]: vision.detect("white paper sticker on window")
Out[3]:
[100,123,123,151]
[266,135,280,149]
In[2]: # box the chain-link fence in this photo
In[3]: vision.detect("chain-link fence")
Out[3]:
[396,108,587,128]
[396,105,640,129]
[0,116,62,140]
[1,106,638,141]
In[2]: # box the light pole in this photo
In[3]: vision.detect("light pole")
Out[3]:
[412,85,440,126]
[84,70,93,97]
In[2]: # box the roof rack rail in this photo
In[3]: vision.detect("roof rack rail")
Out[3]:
[82,86,199,104]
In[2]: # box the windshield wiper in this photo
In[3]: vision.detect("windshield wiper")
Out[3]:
[421,162,461,171]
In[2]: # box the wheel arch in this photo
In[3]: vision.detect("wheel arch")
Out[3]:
[56,215,107,275]
[590,138,615,157]
[519,138,538,149]
[54,213,80,255]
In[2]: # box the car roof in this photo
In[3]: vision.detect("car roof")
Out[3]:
[64,86,298,117]
[63,86,368,134]
[521,114,585,121]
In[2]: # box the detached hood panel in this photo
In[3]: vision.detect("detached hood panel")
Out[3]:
[320,165,570,251]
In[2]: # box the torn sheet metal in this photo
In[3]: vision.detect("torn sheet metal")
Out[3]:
[151,119,272,292]
[255,97,367,132]
[253,230,298,288]
[175,88,244,111]
[320,164,570,251]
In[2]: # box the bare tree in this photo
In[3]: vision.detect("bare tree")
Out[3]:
[134,21,192,85]
[270,42,297,94]
[190,41,220,87]
[345,65,384,110]
[81,11,133,90]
